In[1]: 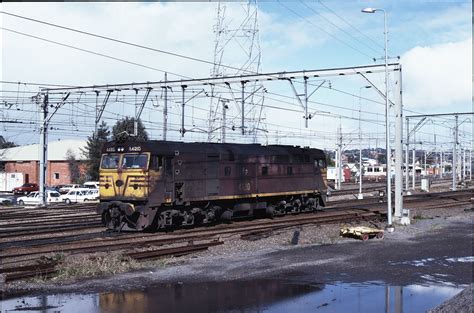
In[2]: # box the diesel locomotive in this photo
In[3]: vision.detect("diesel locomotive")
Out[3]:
[96,140,328,231]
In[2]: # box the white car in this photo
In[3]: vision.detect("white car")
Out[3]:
[17,191,62,206]
[0,196,13,205]
[85,189,99,201]
[83,181,100,189]
[59,184,81,194]
[60,189,97,204]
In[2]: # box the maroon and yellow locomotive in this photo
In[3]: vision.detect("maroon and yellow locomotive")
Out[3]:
[97,140,328,231]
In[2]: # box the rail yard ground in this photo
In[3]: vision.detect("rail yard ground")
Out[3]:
[0,183,472,312]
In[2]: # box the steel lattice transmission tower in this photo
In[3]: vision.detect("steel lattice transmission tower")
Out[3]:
[208,0,266,143]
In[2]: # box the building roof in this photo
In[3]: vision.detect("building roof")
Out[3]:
[0,139,87,161]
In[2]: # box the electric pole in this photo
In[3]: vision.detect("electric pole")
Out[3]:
[38,93,48,206]
[452,115,458,190]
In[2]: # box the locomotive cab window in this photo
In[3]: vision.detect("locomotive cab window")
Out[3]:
[121,154,149,169]
[101,154,120,169]
[151,155,163,170]
[261,166,268,176]
[314,159,326,168]
[165,157,173,176]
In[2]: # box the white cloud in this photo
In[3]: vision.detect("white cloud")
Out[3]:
[401,38,471,110]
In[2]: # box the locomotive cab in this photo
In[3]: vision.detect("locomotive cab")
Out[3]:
[99,152,150,201]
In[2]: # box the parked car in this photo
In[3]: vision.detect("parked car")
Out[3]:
[49,185,63,192]
[60,189,96,204]
[83,181,100,189]
[13,183,39,195]
[17,191,62,206]
[59,184,81,194]
[0,196,13,205]
[84,189,99,201]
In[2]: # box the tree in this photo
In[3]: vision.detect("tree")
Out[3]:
[325,153,335,167]
[112,117,148,142]
[0,136,16,149]
[376,153,386,165]
[81,121,110,181]
[66,149,82,184]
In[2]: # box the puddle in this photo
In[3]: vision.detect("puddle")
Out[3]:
[389,255,474,267]
[0,280,465,313]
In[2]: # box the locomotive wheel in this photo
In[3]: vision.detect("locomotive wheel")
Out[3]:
[157,215,166,230]
[265,205,275,218]
[220,209,233,223]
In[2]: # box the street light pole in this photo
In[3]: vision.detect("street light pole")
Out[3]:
[362,7,393,229]
[358,86,371,200]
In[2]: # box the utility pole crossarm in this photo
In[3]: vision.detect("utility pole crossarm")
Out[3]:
[135,87,152,121]
[307,80,326,99]
[409,117,428,138]
[359,72,396,107]
[45,92,70,125]
[42,63,401,94]
[96,89,113,125]
[226,83,242,115]
[287,79,305,111]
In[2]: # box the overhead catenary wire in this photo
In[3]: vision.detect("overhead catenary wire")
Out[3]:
[0,10,258,75]
[0,13,466,149]
[277,0,375,60]
[299,0,383,55]
[317,0,385,50]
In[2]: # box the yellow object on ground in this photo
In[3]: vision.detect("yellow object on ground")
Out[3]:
[340,226,384,241]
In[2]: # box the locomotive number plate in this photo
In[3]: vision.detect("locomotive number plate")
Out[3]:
[238,182,251,191]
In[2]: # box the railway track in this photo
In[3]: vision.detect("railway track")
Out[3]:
[329,177,454,197]
[0,188,471,282]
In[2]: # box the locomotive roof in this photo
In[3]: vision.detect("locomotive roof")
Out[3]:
[103,140,325,157]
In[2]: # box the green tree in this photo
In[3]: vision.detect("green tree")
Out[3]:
[66,149,82,184]
[0,136,16,149]
[112,117,148,142]
[81,121,110,181]
[325,151,335,167]
[376,153,386,165]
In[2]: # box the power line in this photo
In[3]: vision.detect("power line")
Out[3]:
[299,0,382,55]
[277,0,375,60]
[1,27,188,80]
[317,0,384,50]
[1,10,257,75]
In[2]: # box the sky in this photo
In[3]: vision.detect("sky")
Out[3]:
[0,0,472,152]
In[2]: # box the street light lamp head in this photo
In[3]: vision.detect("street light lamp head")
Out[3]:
[361,8,377,13]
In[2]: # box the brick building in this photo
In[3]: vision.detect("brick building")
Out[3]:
[0,139,88,188]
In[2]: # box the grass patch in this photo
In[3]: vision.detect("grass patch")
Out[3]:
[53,252,139,280]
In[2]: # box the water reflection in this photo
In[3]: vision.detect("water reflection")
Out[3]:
[268,283,464,313]
[98,280,320,313]
[1,281,465,313]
